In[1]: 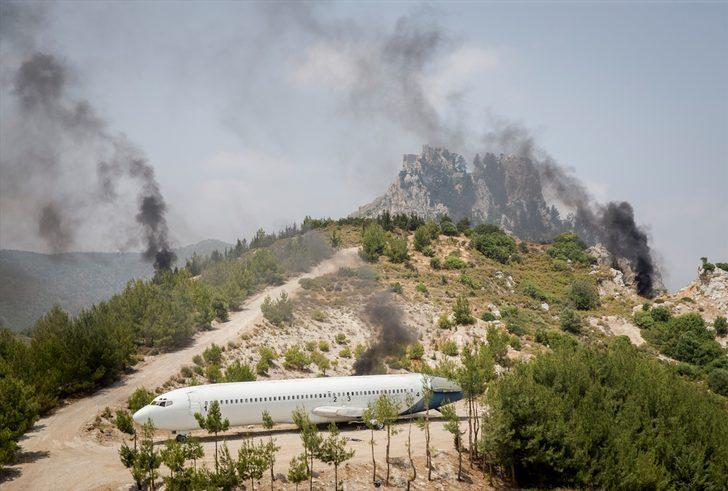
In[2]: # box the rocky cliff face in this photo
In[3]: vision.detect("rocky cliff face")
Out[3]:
[354,145,567,241]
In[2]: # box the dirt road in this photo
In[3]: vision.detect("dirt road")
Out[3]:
[5,248,363,490]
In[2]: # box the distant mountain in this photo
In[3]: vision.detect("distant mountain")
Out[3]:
[0,239,232,331]
[353,145,574,241]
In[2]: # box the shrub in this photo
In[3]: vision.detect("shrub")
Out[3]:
[707,368,728,396]
[521,280,549,302]
[203,344,223,365]
[438,313,453,329]
[312,309,326,322]
[192,354,204,366]
[481,312,496,322]
[318,340,330,352]
[440,219,458,236]
[471,228,516,264]
[283,345,310,371]
[506,321,525,336]
[453,295,475,325]
[180,366,193,378]
[552,259,568,271]
[560,308,581,334]
[205,364,222,383]
[335,333,348,345]
[127,387,154,413]
[714,316,727,336]
[385,234,409,263]
[390,282,403,294]
[304,340,317,351]
[656,313,723,366]
[509,336,522,351]
[415,283,428,294]
[459,271,478,289]
[430,257,441,269]
[443,255,467,270]
[456,217,470,233]
[702,262,716,272]
[651,306,672,323]
[408,342,425,360]
[256,346,277,375]
[569,279,599,310]
[360,223,387,261]
[339,347,352,358]
[547,233,594,265]
[224,361,256,382]
[261,292,294,326]
[441,340,459,357]
[675,363,700,379]
[413,225,432,252]
[633,310,655,329]
[310,351,330,374]
[518,241,529,253]
[716,262,728,272]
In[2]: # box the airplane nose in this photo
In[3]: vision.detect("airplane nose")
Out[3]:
[133,406,152,425]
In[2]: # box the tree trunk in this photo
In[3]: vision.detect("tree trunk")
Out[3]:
[467,398,473,468]
[406,420,416,490]
[214,435,219,473]
[270,434,275,490]
[472,404,480,462]
[370,428,376,484]
[251,477,255,491]
[309,457,314,491]
[334,463,338,491]
[425,409,432,481]
[385,426,391,486]
[457,445,462,481]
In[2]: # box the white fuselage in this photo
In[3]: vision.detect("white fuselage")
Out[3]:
[132,373,462,432]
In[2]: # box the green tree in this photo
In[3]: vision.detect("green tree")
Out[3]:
[440,404,464,481]
[560,308,582,334]
[114,409,136,450]
[361,404,379,484]
[0,376,39,468]
[194,400,230,473]
[160,439,188,487]
[128,387,155,413]
[292,408,322,490]
[317,423,355,490]
[261,292,294,326]
[707,368,728,396]
[453,295,475,325]
[137,420,161,490]
[236,438,269,491]
[360,223,387,261]
[385,234,409,263]
[471,229,516,264]
[714,316,727,336]
[413,225,432,252]
[261,410,279,489]
[569,279,599,310]
[287,454,310,491]
[284,345,311,371]
[224,360,256,382]
[373,394,400,486]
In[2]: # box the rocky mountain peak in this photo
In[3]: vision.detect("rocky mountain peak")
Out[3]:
[354,145,565,241]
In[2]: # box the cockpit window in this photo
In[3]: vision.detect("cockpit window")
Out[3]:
[151,399,173,407]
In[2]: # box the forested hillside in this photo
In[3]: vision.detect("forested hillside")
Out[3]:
[0,230,331,467]
[0,240,232,331]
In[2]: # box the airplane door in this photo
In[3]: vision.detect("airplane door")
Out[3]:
[187,391,205,417]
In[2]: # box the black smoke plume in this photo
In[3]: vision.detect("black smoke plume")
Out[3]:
[353,292,416,375]
[483,122,658,297]
[0,4,174,269]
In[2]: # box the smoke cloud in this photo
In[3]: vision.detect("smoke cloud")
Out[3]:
[0,3,174,269]
[353,292,416,375]
[482,121,658,296]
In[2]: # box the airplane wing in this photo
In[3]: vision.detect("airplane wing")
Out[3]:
[311,405,366,419]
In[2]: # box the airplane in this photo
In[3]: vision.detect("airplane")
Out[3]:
[133,373,462,439]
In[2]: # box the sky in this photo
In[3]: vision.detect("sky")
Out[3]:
[0,1,726,290]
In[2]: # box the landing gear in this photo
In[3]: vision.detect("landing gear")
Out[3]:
[175,433,188,443]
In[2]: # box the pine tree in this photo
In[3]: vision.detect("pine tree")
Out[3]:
[441,404,464,480]
[361,404,379,485]
[373,394,399,486]
[194,400,229,472]
[287,454,310,491]
[292,408,322,491]
[261,410,279,490]
[317,423,355,491]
